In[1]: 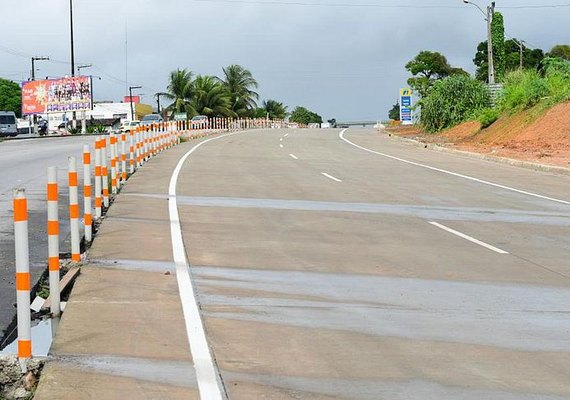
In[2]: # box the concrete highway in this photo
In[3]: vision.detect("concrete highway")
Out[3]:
[0,136,93,342]
[172,128,570,398]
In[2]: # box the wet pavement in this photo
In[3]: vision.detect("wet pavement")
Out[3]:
[33,128,570,399]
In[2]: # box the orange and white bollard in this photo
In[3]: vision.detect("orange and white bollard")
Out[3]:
[121,132,127,183]
[83,145,92,243]
[129,131,135,174]
[101,137,109,208]
[47,167,61,317]
[110,133,117,195]
[13,188,31,370]
[94,137,102,219]
[68,156,81,262]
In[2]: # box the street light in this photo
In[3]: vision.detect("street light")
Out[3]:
[155,92,168,116]
[69,0,77,128]
[513,39,526,69]
[77,63,92,76]
[129,86,142,121]
[76,64,93,134]
[463,0,496,84]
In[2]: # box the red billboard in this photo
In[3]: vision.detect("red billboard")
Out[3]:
[22,76,93,115]
[124,95,140,104]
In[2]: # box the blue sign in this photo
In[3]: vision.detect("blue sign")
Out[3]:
[399,88,413,125]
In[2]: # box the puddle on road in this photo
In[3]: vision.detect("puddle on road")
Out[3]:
[194,267,570,352]
[0,317,56,357]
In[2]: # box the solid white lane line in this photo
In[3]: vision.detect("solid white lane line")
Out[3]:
[429,221,509,254]
[279,144,284,148]
[289,154,298,160]
[339,130,570,206]
[169,133,239,400]
[321,172,342,182]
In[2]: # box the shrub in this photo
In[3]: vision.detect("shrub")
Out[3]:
[499,69,549,113]
[420,74,491,133]
[477,108,500,128]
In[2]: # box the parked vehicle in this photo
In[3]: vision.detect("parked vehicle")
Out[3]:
[0,111,18,137]
[120,120,140,133]
[140,114,164,126]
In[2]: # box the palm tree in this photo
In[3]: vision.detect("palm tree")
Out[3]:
[218,65,259,116]
[191,75,234,117]
[259,99,288,119]
[164,69,195,115]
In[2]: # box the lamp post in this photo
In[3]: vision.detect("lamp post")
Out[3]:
[69,0,78,129]
[129,86,142,121]
[463,0,496,84]
[155,93,167,116]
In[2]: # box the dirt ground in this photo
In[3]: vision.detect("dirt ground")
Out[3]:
[387,101,570,168]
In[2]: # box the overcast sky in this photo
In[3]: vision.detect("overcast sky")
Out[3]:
[1,0,569,120]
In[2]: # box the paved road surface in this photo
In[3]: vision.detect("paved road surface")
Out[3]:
[172,128,569,398]
[32,128,570,399]
[0,136,94,341]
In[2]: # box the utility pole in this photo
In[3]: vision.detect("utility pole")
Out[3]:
[513,39,525,69]
[487,1,496,84]
[31,56,49,81]
[129,86,142,121]
[463,1,495,84]
[77,64,92,134]
[70,0,77,129]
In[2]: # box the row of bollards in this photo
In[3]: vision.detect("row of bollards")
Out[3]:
[10,117,292,369]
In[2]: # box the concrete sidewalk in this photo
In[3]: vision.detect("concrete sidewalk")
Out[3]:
[34,141,201,399]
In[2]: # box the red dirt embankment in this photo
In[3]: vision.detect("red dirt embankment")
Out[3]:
[388,101,570,168]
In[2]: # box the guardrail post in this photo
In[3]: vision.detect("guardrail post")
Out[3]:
[68,156,81,262]
[83,145,92,243]
[47,167,61,317]
[13,188,31,371]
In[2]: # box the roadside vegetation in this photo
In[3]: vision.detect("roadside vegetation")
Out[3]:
[163,65,322,123]
[394,10,570,135]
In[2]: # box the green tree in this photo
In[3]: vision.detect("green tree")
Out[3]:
[548,44,570,60]
[255,99,288,120]
[405,51,465,97]
[218,64,259,117]
[164,69,195,116]
[474,40,544,81]
[491,12,506,81]
[0,78,22,117]
[388,102,400,120]
[420,74,491,133]
[191,75,233,117]
[289,106,322,125]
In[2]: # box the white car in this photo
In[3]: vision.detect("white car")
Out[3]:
[120,120,140,133]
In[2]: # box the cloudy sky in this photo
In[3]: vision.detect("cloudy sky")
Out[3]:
[1,0,569,120]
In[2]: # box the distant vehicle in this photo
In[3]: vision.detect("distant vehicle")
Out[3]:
[321,123,331,129]
[0,111,18,137]
[190,115,209,127]
[140,114,164,126]
[120,120,140,133]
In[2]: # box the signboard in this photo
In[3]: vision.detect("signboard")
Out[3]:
[22,76,93,115]
[173,112,187,121]
[124,95,140,104]
[399,88,413,125]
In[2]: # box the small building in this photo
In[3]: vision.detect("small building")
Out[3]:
[46,101,153,131]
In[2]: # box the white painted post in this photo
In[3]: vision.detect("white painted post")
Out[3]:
[110,133,117,195]
[101,137,109,208]
[94,137,102,219]
[47,167,60,317]
[121,132,127,184]
[83,145,92,243]
[68,157,81,262]
[13,188,31,371]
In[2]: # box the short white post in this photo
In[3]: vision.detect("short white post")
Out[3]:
[94,137,102,219]
[110,133,117,195]
[83,145,92,243]
[68,157,81,262]
[47,167,61,317]
[101,137,109,208]
[129,131,135,174]
[13,188,31,371]
[121,132,127,183]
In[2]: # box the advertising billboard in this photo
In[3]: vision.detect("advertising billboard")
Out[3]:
[124,95,140,104]
[22,76,93,115]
